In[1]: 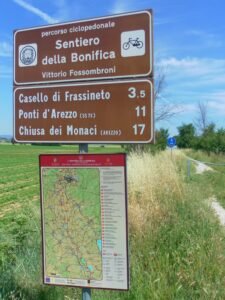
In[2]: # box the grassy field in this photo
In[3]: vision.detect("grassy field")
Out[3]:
[1,145,225,299]
[185,149,225,208]
[0,144,122,299]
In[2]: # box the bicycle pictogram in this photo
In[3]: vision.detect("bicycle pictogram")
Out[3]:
[122,37,144,50]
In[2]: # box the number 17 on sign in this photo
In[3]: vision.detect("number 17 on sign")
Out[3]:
[133,124,146,135]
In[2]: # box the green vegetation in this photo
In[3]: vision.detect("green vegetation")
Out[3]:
[176,123,196,148]
[1,145,225,299]
[186,149,225,170]
[0,144,120,299]
[176,123,225,155]
[185,149,225,208]
[122,128,169,153]
[95,151,225,299]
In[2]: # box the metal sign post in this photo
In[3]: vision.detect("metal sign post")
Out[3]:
[187,159,191,179]
[82,287,91,300]
[79,143,88,153]
[79,143,90,300]
[25,8,150,297]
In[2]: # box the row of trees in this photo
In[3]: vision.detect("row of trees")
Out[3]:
[176,123,225,154]
[123,123,225,155]
[153,69,225,155]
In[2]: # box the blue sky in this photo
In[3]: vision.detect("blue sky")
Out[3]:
[1,0,225,136]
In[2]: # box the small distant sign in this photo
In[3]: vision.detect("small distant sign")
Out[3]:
[167,137,176,148]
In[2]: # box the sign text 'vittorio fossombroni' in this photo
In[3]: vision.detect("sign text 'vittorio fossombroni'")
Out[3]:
[14,10,153,84]
[14,79,153,143]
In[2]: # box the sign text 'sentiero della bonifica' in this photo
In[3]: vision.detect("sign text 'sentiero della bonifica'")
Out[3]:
[14,10,153,84]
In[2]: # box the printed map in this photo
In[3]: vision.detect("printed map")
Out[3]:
[42,167,102,280]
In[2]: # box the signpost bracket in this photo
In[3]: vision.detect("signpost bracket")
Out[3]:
[82,288,91,300]
[79,143,91,300]
[79,144,88,153]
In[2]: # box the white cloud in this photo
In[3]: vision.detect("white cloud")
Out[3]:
[178,103,197,113]
[52,0,72,22]
[205,92,225,115]
[110,0,131,14]
[155,56,225,123]
[0,42,12,57]
[159,57,199,69]
[110,0,151,14]
[186,29,223,48]
[158,57,225,83]
[13,0,58,24]
[209,102,225,114]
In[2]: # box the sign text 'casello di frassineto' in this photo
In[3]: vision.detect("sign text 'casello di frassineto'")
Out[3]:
[14,10,153,84]
[14,79,153,143]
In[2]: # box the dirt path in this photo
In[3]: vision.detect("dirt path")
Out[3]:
[194,160,214,174]
[211,199,225,226]
[193,160,225,226]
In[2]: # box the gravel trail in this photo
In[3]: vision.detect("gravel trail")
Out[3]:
[193,160,225,226]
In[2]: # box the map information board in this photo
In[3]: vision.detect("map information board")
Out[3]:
[39,154,129,290]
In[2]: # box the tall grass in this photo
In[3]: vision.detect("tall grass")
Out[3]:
[2,147,225,299]
[185,149,225,174]
[94,150,225,299]
[185,149,225,210]
[127,151,184,233]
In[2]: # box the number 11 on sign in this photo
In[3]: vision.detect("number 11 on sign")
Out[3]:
[135,106,146,117]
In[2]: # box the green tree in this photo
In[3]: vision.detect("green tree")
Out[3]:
[196,124,225,155]
[176,123,196,148]
[198,123,215,154]
[216,128,225,153]
[122,128,169,154]
[154,128,169,151]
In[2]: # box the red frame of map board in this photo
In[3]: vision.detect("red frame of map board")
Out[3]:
[39,153,129,290]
